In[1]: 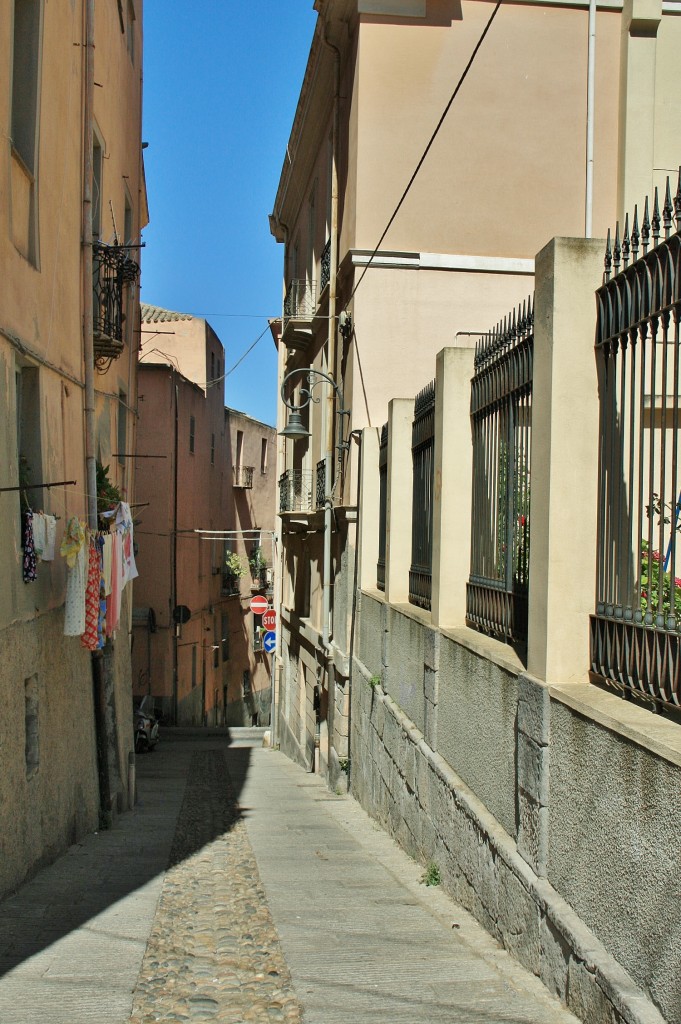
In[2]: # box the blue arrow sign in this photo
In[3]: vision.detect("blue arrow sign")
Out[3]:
[263,631,276,653]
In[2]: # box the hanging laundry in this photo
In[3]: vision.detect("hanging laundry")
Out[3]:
[116,502,139,585]
[64,542,87,636]
[42,515,57,561]
[32,513,46,561]
[106,530,123,637]
[101,533,114,596]
[60,516,85,567]
[97,535,107,649]
[21,510,37,583]
[81,537,101,651]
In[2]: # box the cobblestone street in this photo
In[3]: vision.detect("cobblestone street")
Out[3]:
[0,732,579,1024]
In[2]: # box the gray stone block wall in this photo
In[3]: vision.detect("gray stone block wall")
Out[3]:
[437,634,519,838]
[350,651,670,1024]
[383,606,426,733]
[548,700,681,1024]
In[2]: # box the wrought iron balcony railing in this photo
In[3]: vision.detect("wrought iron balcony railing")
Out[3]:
[279,469,314,513]
[320,239,331,294]
[221,570,241,597]
[316,459,326,510]
[233,465,254,489]
[92,242,139,366]
[283,279,316,323]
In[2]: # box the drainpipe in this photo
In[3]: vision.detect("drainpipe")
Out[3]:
[172,376,179,724]
[585,0,596,237]
[83,0,97,528]
[83,0,111,823]
[321,27,341,658]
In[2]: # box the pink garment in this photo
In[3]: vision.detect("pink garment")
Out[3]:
[106,531,123,636]
[81,539,101,651]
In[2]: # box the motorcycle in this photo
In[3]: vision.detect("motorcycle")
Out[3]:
[134,696,160,753]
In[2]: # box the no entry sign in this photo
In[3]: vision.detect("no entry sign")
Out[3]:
[250,595,269,615]
[262,609,276,630]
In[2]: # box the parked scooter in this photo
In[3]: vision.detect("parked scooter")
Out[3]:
[134,696,159,753]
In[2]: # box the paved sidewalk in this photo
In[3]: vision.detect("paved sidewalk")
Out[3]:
[0,733,579,1024]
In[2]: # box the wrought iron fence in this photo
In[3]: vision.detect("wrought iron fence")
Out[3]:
[320,239,331,293]
[409,382,435,610]
[233,465,254,489]
[316,459,326,510]
[283,279,316,322]
[377,423,388,592]
[92,242,139,364]
[592,175,681,711]
[467,298,533,646]
[279,469,314,513]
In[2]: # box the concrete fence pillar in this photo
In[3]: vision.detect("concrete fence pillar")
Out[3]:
[432,346,475,629]
[385,399,414,607]
[527,236,604,683]
[357,426,380,594]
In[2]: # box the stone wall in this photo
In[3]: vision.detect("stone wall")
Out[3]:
[0,611,100,898]
[350,597,675,1024]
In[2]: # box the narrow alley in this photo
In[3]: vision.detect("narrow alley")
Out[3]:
[0,732,578,1024]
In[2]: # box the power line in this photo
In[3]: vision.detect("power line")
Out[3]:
[225,323,272,378]
[345,0,503,310]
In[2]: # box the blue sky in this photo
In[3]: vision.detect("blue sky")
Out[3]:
[140,3,317,425]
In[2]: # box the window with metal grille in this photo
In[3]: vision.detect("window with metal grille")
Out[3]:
[409,382,435,610]
[467,299,533,648]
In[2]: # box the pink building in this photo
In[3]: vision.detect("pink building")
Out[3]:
[132,305,276,726]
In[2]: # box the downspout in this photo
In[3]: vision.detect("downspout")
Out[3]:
[172,376,179,724]
[83,0,111,824]
[585,0,596,237]
[83,0,97,528]
[321,27,341,657]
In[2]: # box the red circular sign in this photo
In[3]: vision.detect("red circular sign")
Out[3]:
[262,609,277,630]
[250,595,269,615]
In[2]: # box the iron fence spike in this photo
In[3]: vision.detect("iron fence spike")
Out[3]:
[642,195,650,254]
[631,205,640,261]
[675,166,681,229]
[664,176,673,238]
[652,186,661,246]
[622,212,630,268]
[613,221,621,274]
[604,227,612,281]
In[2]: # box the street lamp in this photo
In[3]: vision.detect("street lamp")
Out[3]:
[279,368,350,467]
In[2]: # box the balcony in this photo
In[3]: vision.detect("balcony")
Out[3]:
[233,465,254,489]
[279,469,313,514]
[281,279,316,350]
[221,570,241,598]
[92,242,139,368]
[320,239,331,294]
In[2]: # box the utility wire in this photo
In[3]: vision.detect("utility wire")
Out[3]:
[345,0,503,310]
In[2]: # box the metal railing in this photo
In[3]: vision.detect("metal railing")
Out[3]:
[283,279,316,323]
[92,242,139,364]
[221,571,241,598]
[591,177,681,711]
[377,423,388,592]
[467,298,533,646]
[409,381,435,610]
[316,459,326,510]
[279,469,314,513]
[233,465,254,489]
[320,239,331,293]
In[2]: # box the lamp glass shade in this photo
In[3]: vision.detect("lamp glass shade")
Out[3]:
[279,410,310,440]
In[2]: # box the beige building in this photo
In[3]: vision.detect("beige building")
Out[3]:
[132,306,277,727]
[270,2,681,1022]
[269,0,681,773]
[0,0,147,896]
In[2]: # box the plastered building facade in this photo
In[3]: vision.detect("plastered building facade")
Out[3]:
[132,307,277,727]
[0,0,146,896]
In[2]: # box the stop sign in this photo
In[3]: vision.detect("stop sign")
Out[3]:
[262,609,276,630]
[250,595,269,615]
